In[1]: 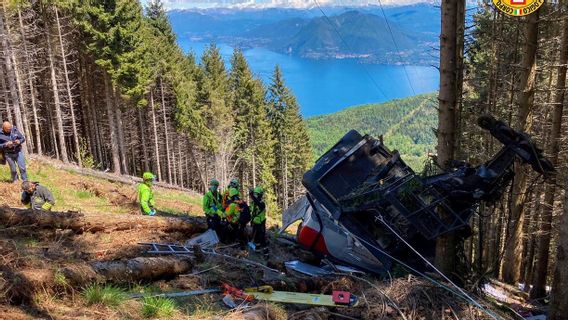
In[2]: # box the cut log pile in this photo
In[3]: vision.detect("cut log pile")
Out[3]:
[0,207,207,234]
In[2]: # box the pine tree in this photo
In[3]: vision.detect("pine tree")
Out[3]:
[229,49,276,210]
[267,66,312,210]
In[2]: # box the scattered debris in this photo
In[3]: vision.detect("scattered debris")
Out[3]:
[184,229,219,249]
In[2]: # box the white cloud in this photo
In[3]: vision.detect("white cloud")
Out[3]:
[141,0,438,10]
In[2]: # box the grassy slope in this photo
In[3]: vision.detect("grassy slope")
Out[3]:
[0,158,202,216]
[306,93,438,170]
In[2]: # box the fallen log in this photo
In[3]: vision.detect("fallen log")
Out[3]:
[0,207,207,234]
[4,257,193,303]
[62,256,193,286]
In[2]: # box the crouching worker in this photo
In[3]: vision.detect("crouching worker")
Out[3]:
[250,187,267,250]
[224,188,250,244]
[138,172,156,216]
[21,181,55,211]
[203,179,223,233]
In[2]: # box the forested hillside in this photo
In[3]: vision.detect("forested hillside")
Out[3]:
[307,93,437,170]
[435,1,568,317]
[0,0,312,212]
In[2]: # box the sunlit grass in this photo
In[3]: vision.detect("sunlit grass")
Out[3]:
[141,296,176,318]
[82,284,127,307]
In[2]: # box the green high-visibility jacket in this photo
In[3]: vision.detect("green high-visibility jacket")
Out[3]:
[203,190,223,217]
[138,182,155,214]
[250,200,266,224]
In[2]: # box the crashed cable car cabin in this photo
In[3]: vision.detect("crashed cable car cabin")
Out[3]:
[281,115,554,275]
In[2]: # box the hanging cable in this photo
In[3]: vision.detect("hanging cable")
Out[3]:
[349,217,501,320]
[374,0,417,96]
[312,0,389,100]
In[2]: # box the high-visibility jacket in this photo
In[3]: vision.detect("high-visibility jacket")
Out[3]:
[250,200,266,224]
[222,187,240,210]
[138,182,155,215]
[21,184,55,211]
[203,190,223,217]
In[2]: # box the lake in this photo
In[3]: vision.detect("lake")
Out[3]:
[178,39,439,117]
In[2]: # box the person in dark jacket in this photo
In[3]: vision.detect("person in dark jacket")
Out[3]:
[21,181,55,211]
[0,121,27,182]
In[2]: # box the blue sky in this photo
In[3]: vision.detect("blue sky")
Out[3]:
[139,0,437,10]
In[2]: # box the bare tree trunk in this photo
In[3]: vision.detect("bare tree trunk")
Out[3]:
[160,77,172,183]
[531,15,567,299]
[434,0,465,275]
[550,175,568,319]
[113,88,127,174]
[137,107,150,171]
[0,58,14,123]
[54,7,80,165]
[45,21,69,163]
[104,75,120,173]
[0,9,26,153]
[150,90,162,180]
[502,11,539,285]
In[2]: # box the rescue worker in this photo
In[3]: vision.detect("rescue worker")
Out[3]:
[138,172,156,216]
[224,188,250,244]
[249,186,267,249]
[203,179,223,232]
[222,178,241,210]
[21,181,55,211]
[0,121,27,182]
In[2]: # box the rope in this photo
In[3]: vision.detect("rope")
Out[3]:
[349,216,501,320]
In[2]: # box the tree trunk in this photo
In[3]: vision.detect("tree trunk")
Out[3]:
[530,14,567,299]
[45,21,69,163]
[104,75,121,173]
[0,207,207,234]
[160,77,172,183]
[150,90,162,180]
[502,11,539,285]
[113,88,128,174]
[138,107,150,171]
[549,177,568,319]
[0,9,26,154]
[54,7,81,165]
[434,0,465,275]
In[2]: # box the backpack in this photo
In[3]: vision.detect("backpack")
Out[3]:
[237,201,251,225]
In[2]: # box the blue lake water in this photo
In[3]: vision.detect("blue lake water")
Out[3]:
[178,39,439,117]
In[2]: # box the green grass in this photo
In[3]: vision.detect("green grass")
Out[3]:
[82,284,127,307]
[76,190,94,199]
[141,296,176,318]
[0,159,202,216]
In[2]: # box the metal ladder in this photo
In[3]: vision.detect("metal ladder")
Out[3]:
[139,242,195,255]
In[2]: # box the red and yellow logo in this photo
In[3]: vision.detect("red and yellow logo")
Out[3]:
[492,0,545,17]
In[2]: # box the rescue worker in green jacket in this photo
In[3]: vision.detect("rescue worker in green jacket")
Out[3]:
[224,187,250,244]
[250,186,267,249]
[21,181,55,211]
[138,172,156,216]
[203,179,223,232]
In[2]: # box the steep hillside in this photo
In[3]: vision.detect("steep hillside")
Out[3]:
[0,157,202,216]
[306,93,438,170]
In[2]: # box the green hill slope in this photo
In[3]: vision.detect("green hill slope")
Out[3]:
[306,93,438,170]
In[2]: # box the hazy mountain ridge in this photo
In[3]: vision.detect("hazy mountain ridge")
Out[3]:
[168,4,440,65]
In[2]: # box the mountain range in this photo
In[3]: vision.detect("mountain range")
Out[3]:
[168,4,440,65]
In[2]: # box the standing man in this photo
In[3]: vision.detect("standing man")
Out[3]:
[203,179,223,232]
[21,181,55,211]
[250,187,267,250]
[138,172,156,216]
[0,121,27,182]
